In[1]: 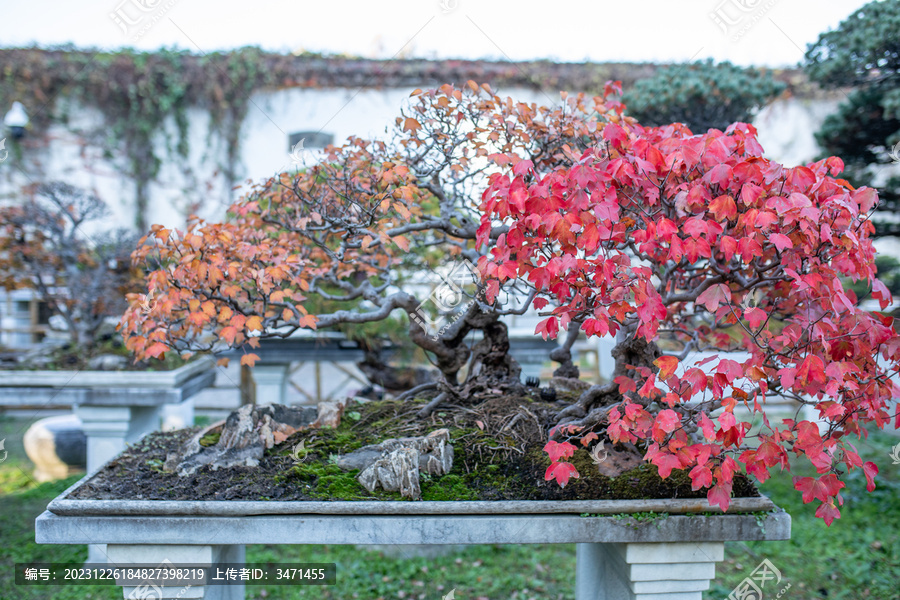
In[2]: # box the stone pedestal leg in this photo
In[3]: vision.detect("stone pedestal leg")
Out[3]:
[576,542,725,600]
[250,365,288,405]
[161,398,196,431]
[74,405,162,472]
[107,544,246,600]
[74,404,162,567]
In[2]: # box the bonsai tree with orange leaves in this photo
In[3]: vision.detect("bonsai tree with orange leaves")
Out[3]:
[121,82,621,411]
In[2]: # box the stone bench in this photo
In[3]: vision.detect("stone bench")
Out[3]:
[36,479,791,600]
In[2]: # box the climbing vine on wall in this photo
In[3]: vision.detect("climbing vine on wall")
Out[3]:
[0,46,287,230]
[0,46,804,231]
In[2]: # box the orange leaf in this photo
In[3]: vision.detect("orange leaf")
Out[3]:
[393,202,412,220]
[217,357,230,368]
[146,342,168,359]
[201,301,216,317]
[219,306,233,322]
[246,316,263,332]
[654,356,679,379]
[393,235,410,252]
[403,117,421,133]
[240,353,260,367]
[219,325,238,345]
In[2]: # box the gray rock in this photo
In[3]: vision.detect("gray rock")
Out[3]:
[358,447,421,499]
[168,403,319,476]
[336,429,453,475]
[87,354,128,371]
[311,398,346,428]
[335,448,384,471]
[339,429,453,500]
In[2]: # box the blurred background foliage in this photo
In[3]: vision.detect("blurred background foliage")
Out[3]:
[621,59,785,133]
[804,0,900,239]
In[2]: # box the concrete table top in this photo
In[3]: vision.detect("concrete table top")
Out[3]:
[38,473,790,545]
[34,474,791,600]
[0,357,216,407]
[1,356,215,388]
[36,508,790,546]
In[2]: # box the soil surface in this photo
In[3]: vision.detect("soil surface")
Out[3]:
[69,394,759,502]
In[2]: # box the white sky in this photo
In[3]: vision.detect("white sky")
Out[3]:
[0,0,871,67]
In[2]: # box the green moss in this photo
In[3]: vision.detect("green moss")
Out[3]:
[611,510,669,522]
[421,474,479,501]
[275,459,380,500]
[317,473,367,499]
[252,398,756,502]
[199,432,220,447]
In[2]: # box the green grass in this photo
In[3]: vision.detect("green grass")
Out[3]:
[708,428,900,600]
[1,415,899,599]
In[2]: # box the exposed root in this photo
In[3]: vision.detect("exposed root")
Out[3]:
[555,382,618,421]
[556,403,619,434]
[397,381,439,402]
[415,391,450,418]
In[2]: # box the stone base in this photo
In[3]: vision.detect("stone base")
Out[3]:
[357,544,466,559]
[576,542,724,600]
[37,508,790,600]
[107,544,245,600]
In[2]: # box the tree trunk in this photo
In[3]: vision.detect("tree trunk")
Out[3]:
[550,320,581,378]
[553,328,662,430]
[466,319,522,387]
[610,335,662,380]
[357,349,438,393]
[408,306,526,417]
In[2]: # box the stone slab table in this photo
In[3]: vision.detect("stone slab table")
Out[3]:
[1,356,216,472]
[36,477,791,600]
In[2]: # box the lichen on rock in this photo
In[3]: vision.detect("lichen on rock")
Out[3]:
[337,429,454,499]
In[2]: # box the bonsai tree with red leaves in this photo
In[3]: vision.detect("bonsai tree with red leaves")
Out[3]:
[477,104,898,524]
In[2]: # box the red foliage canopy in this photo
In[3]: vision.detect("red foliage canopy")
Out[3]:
[478,103,896,524]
